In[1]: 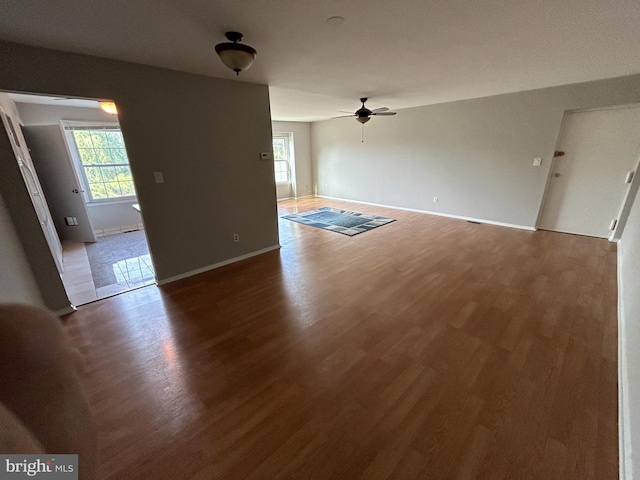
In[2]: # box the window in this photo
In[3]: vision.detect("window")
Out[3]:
[66,126,135,202]
[272,135,290,183]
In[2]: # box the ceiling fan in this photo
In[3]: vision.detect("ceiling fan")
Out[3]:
[334,97,397,124]
[333,98,396,141]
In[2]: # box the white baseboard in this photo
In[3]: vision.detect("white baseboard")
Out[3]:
[315,195,536,231]
[618,244,631,480]
[295,194,314,200]
[94,224,144,237]
[157,244,281,286]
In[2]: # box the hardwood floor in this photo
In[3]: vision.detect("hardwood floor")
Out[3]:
[63,197,619,479]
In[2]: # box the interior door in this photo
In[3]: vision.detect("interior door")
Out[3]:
[0,108,64,273]
[539,106,640,238]
[18,159,64,272]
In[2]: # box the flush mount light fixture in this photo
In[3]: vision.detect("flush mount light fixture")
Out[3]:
[99,101,118,115]
[215,31,257,75]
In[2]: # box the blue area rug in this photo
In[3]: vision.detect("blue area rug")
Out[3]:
[282,207,396,236]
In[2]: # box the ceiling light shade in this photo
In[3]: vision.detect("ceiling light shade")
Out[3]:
[99,101,118,115]
[215,31,257,75]
[356,116,370,124]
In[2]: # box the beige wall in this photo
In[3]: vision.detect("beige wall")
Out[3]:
[312,75,640,228]
[0,40,278,307]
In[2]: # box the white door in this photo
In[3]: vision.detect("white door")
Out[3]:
[1,108,64,273]
[539,106,640,238]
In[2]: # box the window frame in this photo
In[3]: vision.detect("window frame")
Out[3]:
[272,133,292,185]
[61,121,137,204]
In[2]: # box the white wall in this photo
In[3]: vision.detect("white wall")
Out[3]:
[86,201,142,234]
[312,75,640,228]
[0,193,44,306]
[272,121,312,199]
[619,181,640,480]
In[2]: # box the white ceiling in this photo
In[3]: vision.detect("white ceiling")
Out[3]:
[1,0,639,121]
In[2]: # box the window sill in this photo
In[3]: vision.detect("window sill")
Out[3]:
[86,198,138,207]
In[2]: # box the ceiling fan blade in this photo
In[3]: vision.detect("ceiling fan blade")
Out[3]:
[370,107,389,113]
[371,112,397,116]
[332,114,356,119]
[338,110,355,114]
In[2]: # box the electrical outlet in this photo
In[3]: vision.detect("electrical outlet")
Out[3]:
[433,196,438,203]
[533,157,543,167]
[233,233,240,243]
[154,171,164,183]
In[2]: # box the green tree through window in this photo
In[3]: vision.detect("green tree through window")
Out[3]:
[71,128,135,201]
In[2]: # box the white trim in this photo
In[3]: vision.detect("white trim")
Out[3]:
[566,102,640,115]
[86,198,138,207]
[55,304,76,317]
[294,194,314,200]
[156,245,281,286]
[618,244,632,480]
[315,195,536,231]
[60,120,120,128]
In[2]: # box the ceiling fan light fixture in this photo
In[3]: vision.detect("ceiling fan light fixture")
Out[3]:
[215,31,257,75]
[356,116,370,124]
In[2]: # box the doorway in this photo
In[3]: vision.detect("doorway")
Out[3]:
[0,105,64,274]
[2,92,156,306]
[538,105,640,238]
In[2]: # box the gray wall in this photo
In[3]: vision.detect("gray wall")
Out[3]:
[0,192,44,306]
[272,121,312,199]
[620,183,640,479]
[0,40,278,307]
[312,75,640,228]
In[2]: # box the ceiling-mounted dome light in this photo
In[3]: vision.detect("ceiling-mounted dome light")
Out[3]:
[215,31,257,75]
[99,101,118,115]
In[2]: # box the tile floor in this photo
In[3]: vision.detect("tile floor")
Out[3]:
[61,238,156,306]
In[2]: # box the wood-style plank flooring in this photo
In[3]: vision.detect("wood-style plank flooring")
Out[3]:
[64,198,619,479]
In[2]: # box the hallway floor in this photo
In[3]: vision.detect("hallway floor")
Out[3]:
[61,231,155,306]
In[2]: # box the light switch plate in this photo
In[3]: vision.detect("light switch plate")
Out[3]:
[154,171,164,183]
[533,158,542,167]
